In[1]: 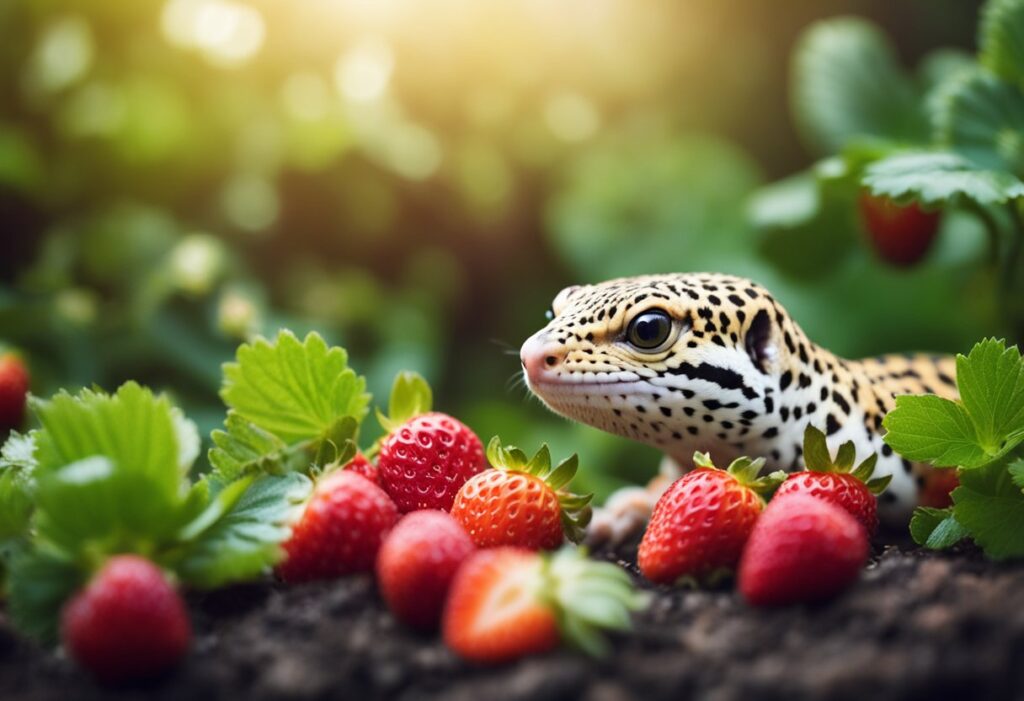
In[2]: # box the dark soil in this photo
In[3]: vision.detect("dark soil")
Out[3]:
[2,538,1024,701]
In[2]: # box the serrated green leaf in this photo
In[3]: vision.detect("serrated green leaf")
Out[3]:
[0,432,37,541]
[32,383,187,493]
[209,412,307,481]
[863,151,1024,206]
[882,394,989,468]
[955,339,1024,456]
[1009,458,1024,488]
[172,472,312,588]
[934,68,1024,174]
[791,17,927,155]
[221,331,370,444]
[7,549,83,645]
[953,457,1024,559]
[980,0,1024,85]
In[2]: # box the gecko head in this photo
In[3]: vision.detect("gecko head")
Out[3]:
[520,273,791,454]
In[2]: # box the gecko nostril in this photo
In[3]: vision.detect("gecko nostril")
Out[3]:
[545,355,559,367]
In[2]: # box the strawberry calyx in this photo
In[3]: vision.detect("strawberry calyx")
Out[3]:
[802,425,891,495]
[374,371,433,435]
[692,451,786,498]
[486,437,593,544]
[541,547,649,657]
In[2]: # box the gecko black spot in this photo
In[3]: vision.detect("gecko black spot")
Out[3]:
[780,407,790,421]
[764,396,775,414]
[672,431,682,440]
[665,362,756,399]
[902,458,913,474]
[687,426,699,435]
[798,373,812,389]
[882,444,893,457]
[683,407,695,417]
[832,391,851,414]
[660,406,672,418]
[780,371,793,390]
[826,414,841,435]
[762,427,778,439]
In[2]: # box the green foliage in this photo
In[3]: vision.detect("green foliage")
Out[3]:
[863,152,1024,206]
[222,331,369,445]
[933,69,1024,174]
[2,377,319,642]
[980,0,1024,84]
[545,547,649,657]
[376,370,433,433]
[172,472,311,588]
[885,339,1024,559]
[790,17,927,155]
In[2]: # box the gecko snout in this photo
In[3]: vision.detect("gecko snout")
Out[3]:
[520,333,566,385]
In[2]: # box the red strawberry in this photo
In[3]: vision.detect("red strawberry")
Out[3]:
[738,494,868,606]
[858,192,941,267]
[0,352,29,430]
[638,453,783,585]
[376,510,475,629]
[377,412,486,512]
[277,470,398,583]
[776,426,891,534]
[919,468,959,509]
[61,555,191,683]
[344,452,378,484]
[450,439,591,550]
[442,547,646,664]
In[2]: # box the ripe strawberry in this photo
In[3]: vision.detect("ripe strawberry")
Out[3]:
[0,352,29,430]
[738,494,868,606]
[775,426,891,534]
[61,555,191,683]
[442,546,646,664]
[919,468,959,509]
[277,470,398,583]
[377,412,486,512]
[344,452,378,484]
[376,510,475,629]
[638,453,784,585]
[450,439,592,550]
[858,192,941,267]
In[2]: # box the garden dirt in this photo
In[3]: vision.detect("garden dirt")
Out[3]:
[2,537,1023,701]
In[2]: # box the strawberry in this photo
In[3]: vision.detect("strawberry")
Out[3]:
[344,452,378,484]
[0,352,29,431]
[919,468,959,509]
[773,426,890,534]
[858,192,941,267]
[738,493,868,606]
[442,546,646,664]
[450,438,592,550]
[377,412,486,512]
[277,470,398,583]
[637,452,784,585]
[60,555,191,683]
[376,510,475,629]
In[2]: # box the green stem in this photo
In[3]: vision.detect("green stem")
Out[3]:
[1005,201,1024,345]
[966,201,1003,266]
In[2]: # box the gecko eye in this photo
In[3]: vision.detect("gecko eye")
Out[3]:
[626,310,674,351]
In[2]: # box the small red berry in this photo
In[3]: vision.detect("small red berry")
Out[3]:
[61,555,191,683]
[344,452,378,484]
[377,412,486,512]
[858,192,941,267]
[277,471,399,583]
[739,494,868,606]
[376,510,475,629]
[774,472,879,534]
[0,353,30,430]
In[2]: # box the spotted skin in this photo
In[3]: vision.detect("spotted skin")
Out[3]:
[521,273,958,526]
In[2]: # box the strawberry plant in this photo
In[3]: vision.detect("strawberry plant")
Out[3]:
[883,338,1024,559]
[750,0,1024,340]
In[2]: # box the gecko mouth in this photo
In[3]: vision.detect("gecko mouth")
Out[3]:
[525,374,648,401]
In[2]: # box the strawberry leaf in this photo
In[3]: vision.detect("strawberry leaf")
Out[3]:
[221,331,369,445]
[909,507,968,549]
[955,339,1024,457]
[791,17,926,155]
[209,412,309,481]
[7,549,83,645]
[170,472,311,588]
[0,432,36,541]
[952,457,1024,559]
[882,394,989,468]
[934,69,1024,175]
[980,0,1024,87]
[862,151,1024,206]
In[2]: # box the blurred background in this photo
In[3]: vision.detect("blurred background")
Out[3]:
[0,0,999,498]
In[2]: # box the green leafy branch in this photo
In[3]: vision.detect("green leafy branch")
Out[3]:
[883,338,1024,559]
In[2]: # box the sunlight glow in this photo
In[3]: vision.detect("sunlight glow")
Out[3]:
[335,37,394,103]
[161,0,265,68]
